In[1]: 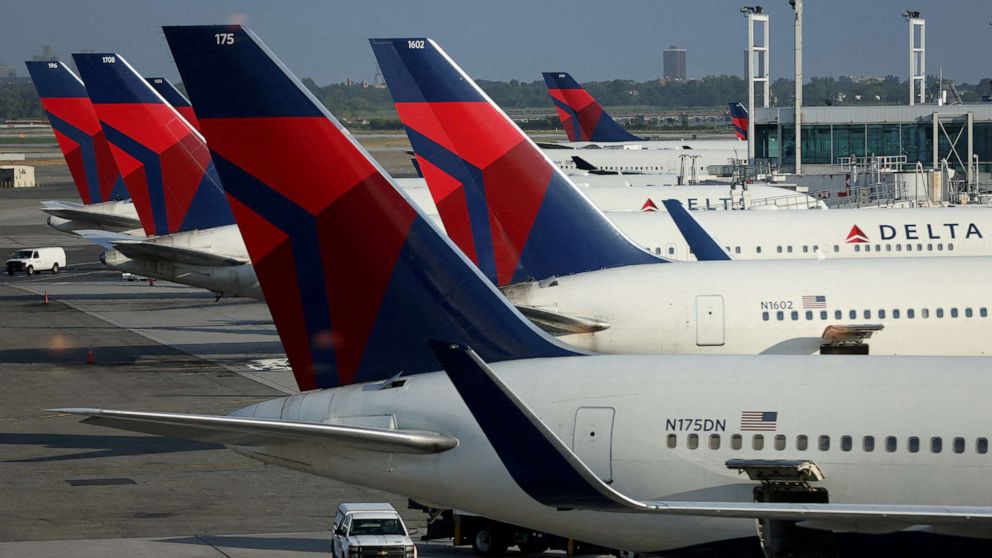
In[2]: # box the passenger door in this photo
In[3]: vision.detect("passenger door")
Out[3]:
[695,295,725,346]
[572,407,615,483]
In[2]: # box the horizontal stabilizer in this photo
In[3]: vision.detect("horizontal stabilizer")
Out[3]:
[73,229,139,250]
[435,342,992,526]
[52,408,458,454]
[111,241,247,267]
[821,324,884,346]
[515,305,610,335]
[39,204,142,230]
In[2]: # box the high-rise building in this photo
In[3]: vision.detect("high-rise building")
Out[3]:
[663,45,686,81]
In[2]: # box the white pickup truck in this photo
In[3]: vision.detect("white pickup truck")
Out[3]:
[332,503,417,558]
[6,247,66,276]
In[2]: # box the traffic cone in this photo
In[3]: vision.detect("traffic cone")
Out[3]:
[86,347,96,365]
[43,290,49,305]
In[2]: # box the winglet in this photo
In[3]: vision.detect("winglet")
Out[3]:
[660,200,731,261]
[164,25,582,391]
[24,60,128,204]
[542,72,641,142]
[372,39,665,288]
[73,52,234,236]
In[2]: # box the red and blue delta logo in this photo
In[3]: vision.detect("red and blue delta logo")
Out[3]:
[846,225,869,243]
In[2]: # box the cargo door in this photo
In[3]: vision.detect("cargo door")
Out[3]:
[572,407,615,483]
[696,295,725,346]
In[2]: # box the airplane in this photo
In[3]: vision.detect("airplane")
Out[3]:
[24,60,141,234]
[371,36,992,357]
[59,27,992,558]
[72,52,258,299]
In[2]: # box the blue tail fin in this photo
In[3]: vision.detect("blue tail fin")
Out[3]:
[163,25,582,391]
[73,53,234,236]
[729,102,748,141]
[660,200,731,261]
[542,72,641,142]
[371,39,665,288]
[25,60,128,204]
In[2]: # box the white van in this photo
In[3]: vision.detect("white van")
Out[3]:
[6,247,66,276]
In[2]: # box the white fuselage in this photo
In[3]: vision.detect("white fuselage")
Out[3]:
[609,207,992,261]
[552,138,744,152]
[229,355,992,552]
[541,145,744,178]
[503,257,992,356]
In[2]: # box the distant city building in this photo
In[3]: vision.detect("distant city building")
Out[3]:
[31,44,58,62]
[663,45,686,81]
[0,64,15,79]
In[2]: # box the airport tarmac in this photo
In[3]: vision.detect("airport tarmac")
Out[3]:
[0,142,559,557]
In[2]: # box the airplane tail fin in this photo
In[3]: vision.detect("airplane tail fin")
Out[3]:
[729,102,749,141]
[542,72,641,142]
[163,25,582,391]
[146,77,201,132]
[660,200,731,261]
[24,61,127,205]
[73,53,234,236]
[371,39,664,288]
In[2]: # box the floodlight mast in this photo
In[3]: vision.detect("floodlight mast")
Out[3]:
[904,10,926,105]
[791,0,803,175]
[743,6,769,162]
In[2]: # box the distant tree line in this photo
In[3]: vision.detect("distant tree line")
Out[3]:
[2,74,990,123]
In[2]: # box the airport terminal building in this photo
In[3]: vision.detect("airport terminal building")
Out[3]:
[753,104,992,178]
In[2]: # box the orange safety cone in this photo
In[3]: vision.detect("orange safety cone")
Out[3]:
[86,347,96,365]
[43,290,49,305]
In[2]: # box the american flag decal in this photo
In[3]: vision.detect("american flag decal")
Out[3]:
[802,295,827,309]
[741,411,778,431]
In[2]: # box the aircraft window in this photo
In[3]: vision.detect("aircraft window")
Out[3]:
[818,435,830,451]
[805,311,813,320]
[709,434,721,450]
[978,438,989,454]
[787,246,793,253]
[966,308,974,318]
[820,311,828,320]
[668,247,675,256]
[908,436,920,453]
[813,245,819,252]
[854,245,860,252]
[864,310,871,319]
[790,311,799,321]
[735,246,741,254]
[935,308,943,318]
[982,308,989,318]
[938,243,944,250]
[776,311,784,321]
[802,245,809,253]
[834,310,842,320]
[879,309,886,319]
[731,434,742,450]
[951,308,959,318]
[927,243,933,251]
[654,247,661,255]
[907,309,915,319]
[896,244,902,252]
[885,436,897,452]
[752,434,764,450]
[893,309,901,319]
[687,434,699,449]
[863,436,875,452]
[921,308,930,318]
[833,245,839,253]
[774,435,786,450]
[953,437,965,454]
[906,244,912,252]
[777,246,783,253]
[796,435,808,451]
[849,310,857,319]
[756,246,762,254]
[865,245,871,252]
[840,436,852,452]
[917,243,923,251]
[762,311,770,321]
[949,243,955,251]
[886,244,892,252]
[931,437,942,453]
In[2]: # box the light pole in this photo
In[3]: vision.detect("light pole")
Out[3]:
[741,6,768,163]
[790,0,803,175]
[903,10,925,105]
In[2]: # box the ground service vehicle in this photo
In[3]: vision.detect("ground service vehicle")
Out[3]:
[6,247,66,275]
[332,503,417,558]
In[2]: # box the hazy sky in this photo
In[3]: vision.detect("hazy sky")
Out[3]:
[3,1,990,85]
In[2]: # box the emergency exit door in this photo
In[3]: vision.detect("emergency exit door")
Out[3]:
[572,407,615,483]
[696,295,725,346]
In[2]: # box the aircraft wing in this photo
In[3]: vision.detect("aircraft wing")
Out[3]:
[40,202,142,230]
[515,305,610,335]
[73,229,139,250]
[111,241,248,267]
[52,408,458,455]
[431,341,992,527]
